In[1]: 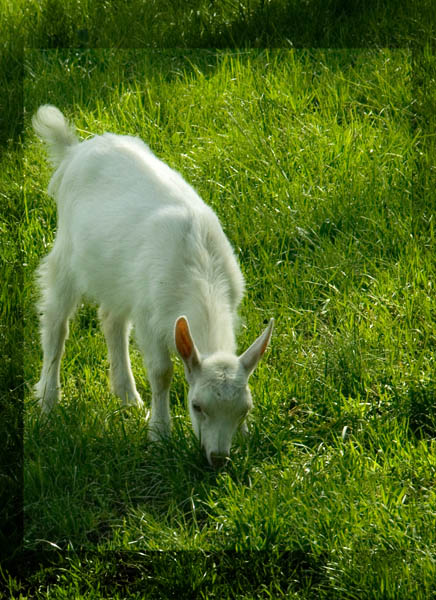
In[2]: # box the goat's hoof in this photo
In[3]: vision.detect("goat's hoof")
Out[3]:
[147,422,171,442]
[129,397,144,409]
[35,383,59,414]
[240,421,249,437]
[120,391,144,408]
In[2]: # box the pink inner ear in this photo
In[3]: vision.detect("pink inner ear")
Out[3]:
[175,318,193,359]
[260,335,269,356]
[260,325,273,355]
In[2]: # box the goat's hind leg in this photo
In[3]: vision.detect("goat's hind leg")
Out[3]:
[99,308,143,408]
[35,255,78,413]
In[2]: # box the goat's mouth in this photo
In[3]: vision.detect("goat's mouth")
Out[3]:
[207,452,230,469]
[200,435,230,469]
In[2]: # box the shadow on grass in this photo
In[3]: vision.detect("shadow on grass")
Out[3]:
[6,547,325,599]
[24,398,237,548]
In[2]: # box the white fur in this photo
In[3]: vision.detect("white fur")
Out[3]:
[32,105,273,467]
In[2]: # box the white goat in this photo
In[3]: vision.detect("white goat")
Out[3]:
[32,105,274,468]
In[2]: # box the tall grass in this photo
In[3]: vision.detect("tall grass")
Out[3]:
[2,45,435,598]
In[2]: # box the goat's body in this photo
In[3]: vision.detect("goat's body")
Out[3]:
[47,132,243,355]
[33,106,272,467]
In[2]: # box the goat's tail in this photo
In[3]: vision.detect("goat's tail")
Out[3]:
[32,105,78,168]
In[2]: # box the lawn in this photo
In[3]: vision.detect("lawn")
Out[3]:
[1,38,435,600]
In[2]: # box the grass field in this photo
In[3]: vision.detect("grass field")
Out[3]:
[1,11,435,600]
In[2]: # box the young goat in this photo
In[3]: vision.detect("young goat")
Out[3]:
[32,105,274,468]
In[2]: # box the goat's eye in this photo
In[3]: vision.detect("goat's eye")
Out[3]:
[192,403,202,414]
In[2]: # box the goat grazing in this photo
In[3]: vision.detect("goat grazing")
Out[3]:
[32,105,274,468]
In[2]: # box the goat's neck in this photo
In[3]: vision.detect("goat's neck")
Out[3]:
[186,292,237,357]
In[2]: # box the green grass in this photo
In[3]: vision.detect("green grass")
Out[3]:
[2,44,435,598]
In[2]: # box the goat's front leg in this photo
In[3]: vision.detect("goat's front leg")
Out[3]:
[136,326,173,440]
[147,362,174,441]
[99,308,143,407]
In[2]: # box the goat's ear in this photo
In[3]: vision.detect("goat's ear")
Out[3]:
[175,316,201,375]
[239,318,274,377]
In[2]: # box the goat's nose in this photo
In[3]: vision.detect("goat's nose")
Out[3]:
[209,453,229,469]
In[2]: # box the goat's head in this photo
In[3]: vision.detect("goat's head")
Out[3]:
[175,316,274,468]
